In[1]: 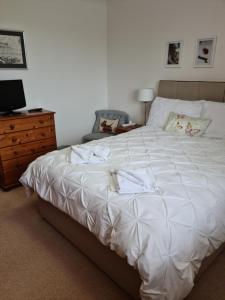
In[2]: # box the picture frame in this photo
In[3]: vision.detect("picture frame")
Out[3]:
[194,37,217,68]
[0,30,27,69]
[165,40,183,67]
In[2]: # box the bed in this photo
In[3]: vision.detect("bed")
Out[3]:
[20,80,225,300]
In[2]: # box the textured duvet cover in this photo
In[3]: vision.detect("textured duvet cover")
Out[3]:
[20,127,225,300]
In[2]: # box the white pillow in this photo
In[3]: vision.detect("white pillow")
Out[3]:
[201,101,225,138]
[147,97,203,129]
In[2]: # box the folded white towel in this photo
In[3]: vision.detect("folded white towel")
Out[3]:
[112,166,157,194]
[69,145,110,164]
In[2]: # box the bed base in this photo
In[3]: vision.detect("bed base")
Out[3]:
[38,198,225,299]
[38,198,141,299]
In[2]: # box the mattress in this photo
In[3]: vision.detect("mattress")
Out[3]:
[20,127,225,300]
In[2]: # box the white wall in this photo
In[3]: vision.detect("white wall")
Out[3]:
[107,0,225,124]
[0,0,107,145]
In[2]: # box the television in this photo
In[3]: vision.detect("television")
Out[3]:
[0,79,26,115]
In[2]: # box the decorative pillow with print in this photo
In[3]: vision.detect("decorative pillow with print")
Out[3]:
[164,112,211,137]
[99,118,119,133]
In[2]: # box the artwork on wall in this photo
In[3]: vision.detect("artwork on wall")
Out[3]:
[0,30,27,69]
[165,40,183,67]
[194,37,217,67]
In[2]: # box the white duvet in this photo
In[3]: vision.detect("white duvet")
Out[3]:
[20,127,225,300]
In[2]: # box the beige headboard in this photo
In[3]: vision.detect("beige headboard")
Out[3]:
[158,80,225,102]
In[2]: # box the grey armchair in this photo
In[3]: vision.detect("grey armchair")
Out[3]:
[82,110,130,143]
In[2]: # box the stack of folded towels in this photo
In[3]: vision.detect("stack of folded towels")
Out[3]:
[69,144,110,164]
[69,144,158,195]
[112,166,158,194]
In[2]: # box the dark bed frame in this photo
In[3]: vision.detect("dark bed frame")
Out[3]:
[37,80,225,299]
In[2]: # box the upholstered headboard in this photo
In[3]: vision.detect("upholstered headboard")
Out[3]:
[158,80,225,102]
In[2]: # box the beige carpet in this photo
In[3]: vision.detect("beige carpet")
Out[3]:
[0,187,225,300]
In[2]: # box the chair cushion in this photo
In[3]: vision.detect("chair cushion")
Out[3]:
[99,117,119,133]
[93,110,129,133]
[82,132,114,143]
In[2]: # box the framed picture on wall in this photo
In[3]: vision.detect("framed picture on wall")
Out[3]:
[0,30,27,69]
[194,37,217,68]
[165,40,183,67]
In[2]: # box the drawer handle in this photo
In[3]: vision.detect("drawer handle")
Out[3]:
[41,133,46,137]
[39,120,44,124]
[14,151,18,156]
[10,124,15,130]
[12,137,17,143]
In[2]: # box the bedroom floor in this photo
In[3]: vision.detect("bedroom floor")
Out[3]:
[0,187,225,300]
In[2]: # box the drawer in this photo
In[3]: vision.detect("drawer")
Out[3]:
[1,149,56,173]
[0,138,56,161]
[0,149,55,189]
[0,126,55,148]
[0,113,55,134]
[1,169,25,188]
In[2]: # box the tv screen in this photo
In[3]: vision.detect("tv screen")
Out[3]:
[0,80,26,113]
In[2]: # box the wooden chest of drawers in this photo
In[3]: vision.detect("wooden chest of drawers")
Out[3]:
[0,110,57,190]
